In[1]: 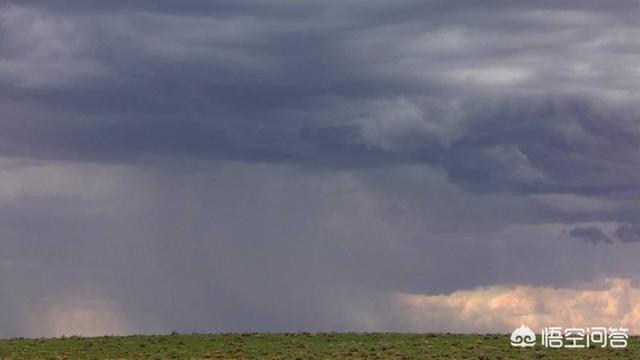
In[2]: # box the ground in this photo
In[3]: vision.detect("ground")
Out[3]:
[0,333,637,359]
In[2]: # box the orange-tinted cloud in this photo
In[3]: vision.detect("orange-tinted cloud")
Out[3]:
[24,297,132,337]
[394,278,640,334]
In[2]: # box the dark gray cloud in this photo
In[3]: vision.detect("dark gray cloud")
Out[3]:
[0,0,639,337]
[568,226,613,244]
[0,0,638,193]
[615,223,640,242]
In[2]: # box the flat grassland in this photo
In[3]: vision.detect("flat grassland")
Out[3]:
[0,333,637,359]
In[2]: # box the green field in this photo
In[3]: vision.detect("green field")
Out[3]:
[0,333,637,359]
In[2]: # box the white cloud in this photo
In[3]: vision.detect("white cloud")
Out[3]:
[357,98,464,150]
[449,67,534,86]
[394,278,640,334]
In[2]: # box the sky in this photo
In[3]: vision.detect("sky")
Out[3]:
[0,0,639,337]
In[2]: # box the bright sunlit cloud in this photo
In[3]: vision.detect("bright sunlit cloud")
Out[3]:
[395,278,640,334]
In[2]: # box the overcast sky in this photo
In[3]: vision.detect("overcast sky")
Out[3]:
[0,0,639,337]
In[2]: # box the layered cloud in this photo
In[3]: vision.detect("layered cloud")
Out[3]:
[0,0,638,337]
[1,1,638,186]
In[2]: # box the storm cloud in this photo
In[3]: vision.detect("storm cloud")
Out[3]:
[615,223,640,243]
[0,0,639,337]
[568,226,613,244]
